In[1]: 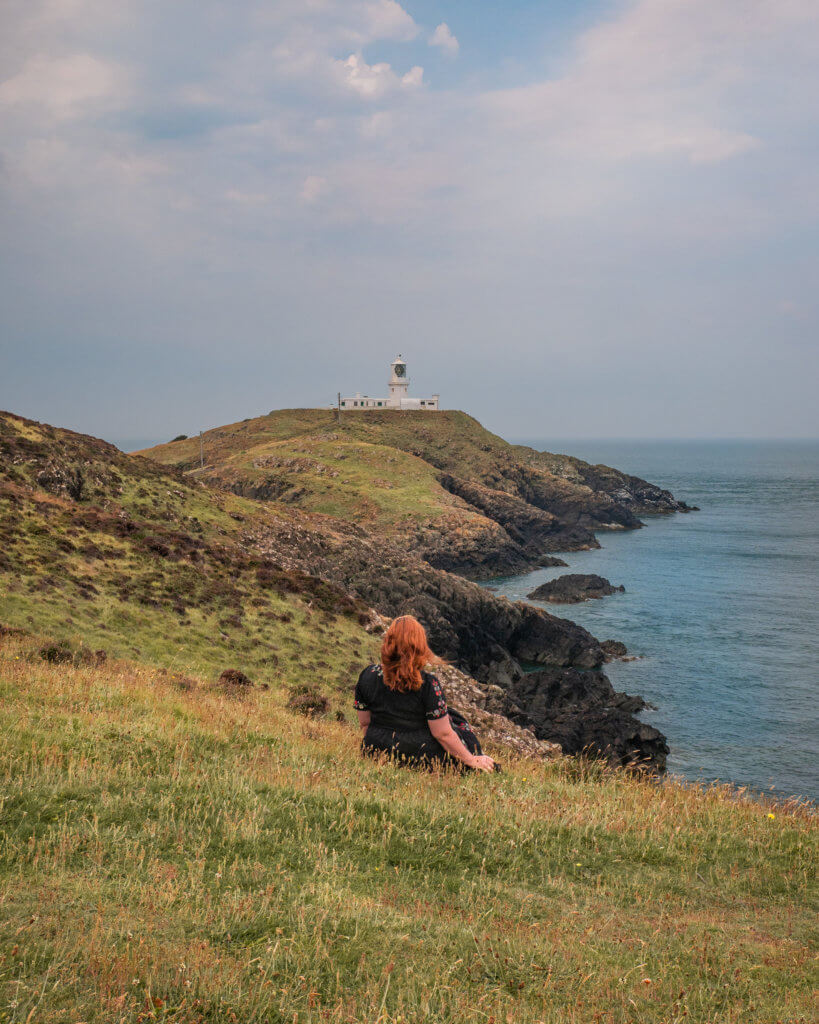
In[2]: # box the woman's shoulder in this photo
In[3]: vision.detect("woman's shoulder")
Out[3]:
[358,663,383,682]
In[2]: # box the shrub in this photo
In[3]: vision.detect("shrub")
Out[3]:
[287,686,329,717]
[38,641,72,664]
[218,668,253,688]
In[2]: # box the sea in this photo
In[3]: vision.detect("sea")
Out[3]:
[484,439,819,803]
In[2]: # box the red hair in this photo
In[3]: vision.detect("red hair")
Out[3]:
[380,615,443,692]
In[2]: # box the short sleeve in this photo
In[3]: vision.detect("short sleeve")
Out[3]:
[353,666,373,710]
[422,673,448,720]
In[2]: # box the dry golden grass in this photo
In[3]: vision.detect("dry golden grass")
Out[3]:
[1,635,816,1024]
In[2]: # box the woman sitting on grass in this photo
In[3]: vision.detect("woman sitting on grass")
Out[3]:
[354,615,497,772]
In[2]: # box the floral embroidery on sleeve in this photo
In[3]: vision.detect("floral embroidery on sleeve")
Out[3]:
[425,674,448,719]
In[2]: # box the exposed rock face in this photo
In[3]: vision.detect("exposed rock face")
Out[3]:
[437,474,598,559]
[515,447,697,517]
[434,663,561,761]
[528,574,625,604]
[247,517,607,686]
[411,510,539,579]
[503,667,669,771]
[564,463,697,515]
[244,518,665,770]
[601,639,628,661]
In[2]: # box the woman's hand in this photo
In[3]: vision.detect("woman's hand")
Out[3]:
[428,717,495,771]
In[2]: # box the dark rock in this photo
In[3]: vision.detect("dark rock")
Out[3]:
[218,668,253,688]
[437,474,596,566]
[536,555,569,568]
[542,457,697,516]
[601,639,628,661]
[242,509,607,691]
[504,667,668,771]
[528,574,625,604]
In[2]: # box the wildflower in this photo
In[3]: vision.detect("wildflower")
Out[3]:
[575,862,582,867]
[642,978,652,985]
[767,813,775,819]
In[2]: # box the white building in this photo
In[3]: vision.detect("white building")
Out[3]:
[340,355,440,411]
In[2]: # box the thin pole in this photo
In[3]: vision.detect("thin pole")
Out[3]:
[337,392,341,423]
[200,430,204,468]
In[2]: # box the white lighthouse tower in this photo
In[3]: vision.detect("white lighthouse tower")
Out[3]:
[387,354,409,408]
[338,355,440,411]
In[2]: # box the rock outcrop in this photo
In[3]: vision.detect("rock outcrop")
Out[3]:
[434,663,561,761]
[528,573,625,604]
[503,667,668,770]
[600,639,629,661]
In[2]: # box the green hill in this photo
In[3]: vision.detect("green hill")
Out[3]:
[140,409,693,579]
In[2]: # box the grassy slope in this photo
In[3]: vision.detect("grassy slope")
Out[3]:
[138,409,511,478]
[140,407,613,497]
[1,635,816,1024]
[138,410,581,534]
[196,436,467,531]
[0,412,380,715]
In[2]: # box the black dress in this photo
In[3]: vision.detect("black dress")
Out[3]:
[353,664,482,768]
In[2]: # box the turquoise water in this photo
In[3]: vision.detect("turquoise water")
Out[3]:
[490,440,819,802]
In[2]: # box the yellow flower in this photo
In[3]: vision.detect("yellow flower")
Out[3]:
[575,862,582,867]
[767,813,775,819]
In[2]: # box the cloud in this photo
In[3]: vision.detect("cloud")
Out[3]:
[429,23,459,56]
[300,174,327,203]
[401,66,424,88]
[333,53,422,99]
[476,0,814,168]
[360,0,418,42]
[0,53,128,119]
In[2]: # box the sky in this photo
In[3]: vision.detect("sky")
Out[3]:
[1,0,818,444]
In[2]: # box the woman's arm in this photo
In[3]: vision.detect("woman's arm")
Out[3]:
[356,709,371,734]
[428,717,495,771]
